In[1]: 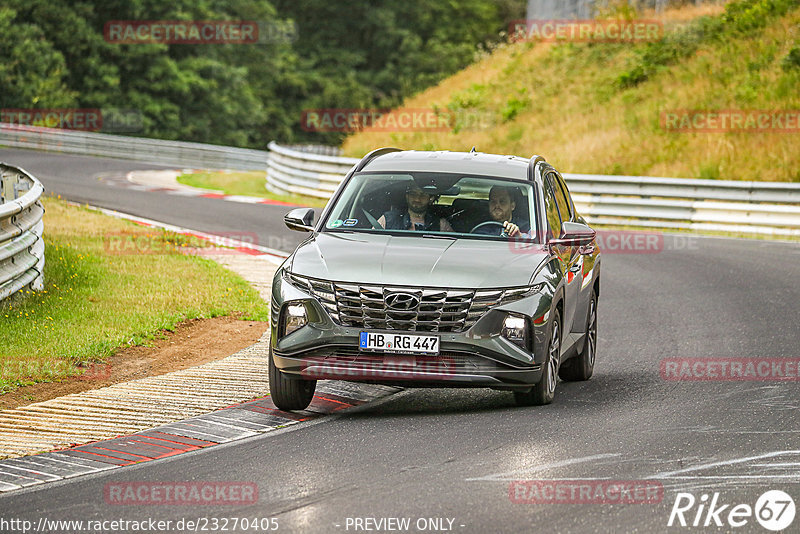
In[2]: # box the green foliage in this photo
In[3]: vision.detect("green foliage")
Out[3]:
[783,44,800,70]
[617,16,724,89]
[449,84,490,111]
[445,84,493,134]
[698,162,721,180]
[595,0,639,20]
[617,0,797,89]
[723,0,798,31]
[0,7,77,107]
[500,89,531,122]
[0,0,525,148]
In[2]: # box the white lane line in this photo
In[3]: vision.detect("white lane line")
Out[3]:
[0,463,62,481]
[223,195,265,204]
[0,480,21,491]
[465,453,621,481]
[659,475,800,480]
[655,450,800,478]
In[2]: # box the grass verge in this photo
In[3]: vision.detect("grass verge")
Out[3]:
[177,170,328,208]
[0,197,270,394]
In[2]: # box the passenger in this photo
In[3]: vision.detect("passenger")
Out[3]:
[474,185,530,237]
[378,182,454,232]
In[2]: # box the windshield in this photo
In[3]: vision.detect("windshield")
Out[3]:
[322,172,540,242]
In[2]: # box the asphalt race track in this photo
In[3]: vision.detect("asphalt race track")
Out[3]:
[0,148,308,253]
[2,147,800,533]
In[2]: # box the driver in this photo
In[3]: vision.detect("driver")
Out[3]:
[378,182,453,232]
[474,185,530,237]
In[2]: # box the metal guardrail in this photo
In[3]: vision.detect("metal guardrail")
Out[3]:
[266,141,358,199]
[0,123,268,171]
[1,123,796,238]
[0,163,45,302]
[266,142,800,237]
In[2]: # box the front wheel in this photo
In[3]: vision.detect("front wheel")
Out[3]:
[514,312,560,406]
[559,289,597,382]
[269,347,316,411]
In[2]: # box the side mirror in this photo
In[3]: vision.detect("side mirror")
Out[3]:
[284,208,315,232]
[549,221,596,247]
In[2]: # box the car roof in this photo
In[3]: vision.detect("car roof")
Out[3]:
[361,150,532,181]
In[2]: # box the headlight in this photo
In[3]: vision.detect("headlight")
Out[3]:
[280,302,307,337]
[501,312,529,349]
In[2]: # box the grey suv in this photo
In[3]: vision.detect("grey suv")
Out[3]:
[269,148,600,410]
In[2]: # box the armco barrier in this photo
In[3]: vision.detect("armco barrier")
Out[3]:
[0,163,45,302]
[0,123,268,171]
[265,142,800,237]
[266,141,356,199]
[1,122,797,237]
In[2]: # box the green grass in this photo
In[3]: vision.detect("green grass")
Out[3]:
[0,197,270,393]
[177,170,328,208]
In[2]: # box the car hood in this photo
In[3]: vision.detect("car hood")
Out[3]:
[289,232,548,288]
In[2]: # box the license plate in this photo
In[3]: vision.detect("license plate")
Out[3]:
[359,332,439,355]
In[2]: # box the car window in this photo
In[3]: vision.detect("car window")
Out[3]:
[550,172,572,223]
[553,173,574,221]
[322,172,540,242]
[543,174,562,238]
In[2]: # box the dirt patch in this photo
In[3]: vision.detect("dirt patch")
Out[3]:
[0,316,268,410]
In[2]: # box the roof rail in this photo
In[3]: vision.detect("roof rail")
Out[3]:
[353,147,402,173]
[527,155,546,181]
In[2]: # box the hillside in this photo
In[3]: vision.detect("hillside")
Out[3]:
[342,0,800,182]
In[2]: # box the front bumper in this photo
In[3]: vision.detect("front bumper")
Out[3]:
[271,272,553,390]
[273,332,544,389]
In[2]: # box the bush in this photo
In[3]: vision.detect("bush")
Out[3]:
[616,0,797,89]
[783,45,800,70]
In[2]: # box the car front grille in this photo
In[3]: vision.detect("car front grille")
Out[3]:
[288,273,532,332]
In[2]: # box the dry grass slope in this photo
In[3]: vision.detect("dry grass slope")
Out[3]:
[342,1,800,182]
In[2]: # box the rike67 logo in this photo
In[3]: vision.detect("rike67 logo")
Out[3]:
[668,490,795,531]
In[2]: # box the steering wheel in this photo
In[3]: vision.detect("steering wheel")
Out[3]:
[470,221,506,235]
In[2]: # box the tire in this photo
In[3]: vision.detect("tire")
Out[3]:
[269,346,316,411]
[559,290,597,382]
[514,312,560,406]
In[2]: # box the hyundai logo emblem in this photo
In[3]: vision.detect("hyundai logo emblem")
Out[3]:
[385,292,420,311]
